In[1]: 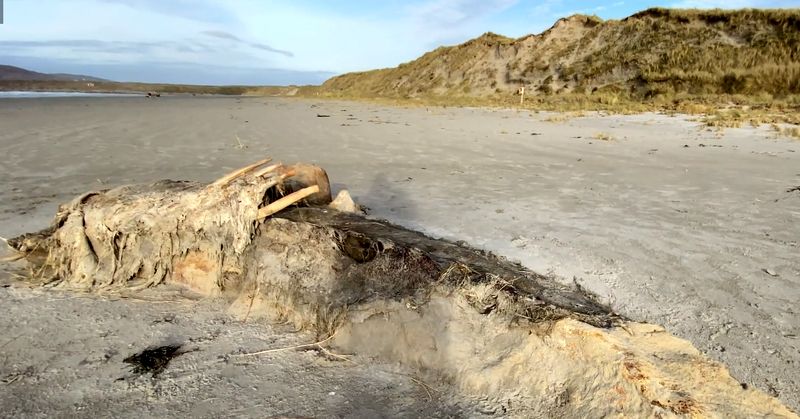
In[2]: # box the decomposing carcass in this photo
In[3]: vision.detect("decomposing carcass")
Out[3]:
[3,158,794,418]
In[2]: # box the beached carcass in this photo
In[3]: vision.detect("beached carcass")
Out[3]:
[3,158,794,418]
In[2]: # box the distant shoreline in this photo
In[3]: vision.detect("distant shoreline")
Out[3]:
[0,90,243,99]
[0,91,144,99]
[0,80,298,97]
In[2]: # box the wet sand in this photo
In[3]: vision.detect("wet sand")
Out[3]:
[1,96,798,413]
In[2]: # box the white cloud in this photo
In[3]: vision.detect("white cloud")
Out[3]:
[2,0,532,79]
[97,0,239,23]
[409,0,519,26]
[14,0,747,84]
[407,0,520,44]
[530,0,564,17]
[200,30,293,57]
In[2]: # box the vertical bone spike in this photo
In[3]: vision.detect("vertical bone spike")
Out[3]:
[212,157,272,186]
[278,169,297,181]
[253,163,283,178]
[256,185,320,220]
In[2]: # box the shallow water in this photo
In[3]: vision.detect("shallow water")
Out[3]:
[0,90,140,99]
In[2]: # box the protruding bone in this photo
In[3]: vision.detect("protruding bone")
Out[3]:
[212,157,272,186]
[257,185,320,220]
[279,169,296,181]
[253,163,283,178]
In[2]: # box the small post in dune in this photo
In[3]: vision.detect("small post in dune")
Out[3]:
[518,85,525,106]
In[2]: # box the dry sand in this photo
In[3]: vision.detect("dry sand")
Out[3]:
[0,96,798,415]
[0,286,481,418]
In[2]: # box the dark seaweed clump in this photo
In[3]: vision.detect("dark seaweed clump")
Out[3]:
[123,344,183,377]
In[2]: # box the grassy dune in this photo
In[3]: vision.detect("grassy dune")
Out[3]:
[313,8,800,128]
[3,8,798,132]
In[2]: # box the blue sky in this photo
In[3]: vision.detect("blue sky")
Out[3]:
[1,0,797,85]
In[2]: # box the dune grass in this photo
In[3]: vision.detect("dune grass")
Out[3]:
[593,132,615,141]
[303,8,799,128]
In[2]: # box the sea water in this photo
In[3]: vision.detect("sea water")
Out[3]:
[0,91,140,99]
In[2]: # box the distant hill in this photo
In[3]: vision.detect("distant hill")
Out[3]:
[319,8,800,104]
[0,65,107,82]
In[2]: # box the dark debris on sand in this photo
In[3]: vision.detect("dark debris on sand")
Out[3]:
[123,344,184,377]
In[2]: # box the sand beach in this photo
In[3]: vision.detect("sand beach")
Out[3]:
[1,96,798,416]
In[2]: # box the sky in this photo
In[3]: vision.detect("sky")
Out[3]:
[0,0,798,85]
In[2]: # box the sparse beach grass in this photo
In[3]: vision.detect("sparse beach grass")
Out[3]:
[592,132,615,141]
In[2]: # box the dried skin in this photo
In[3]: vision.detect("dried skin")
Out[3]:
[6,176,796,418]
